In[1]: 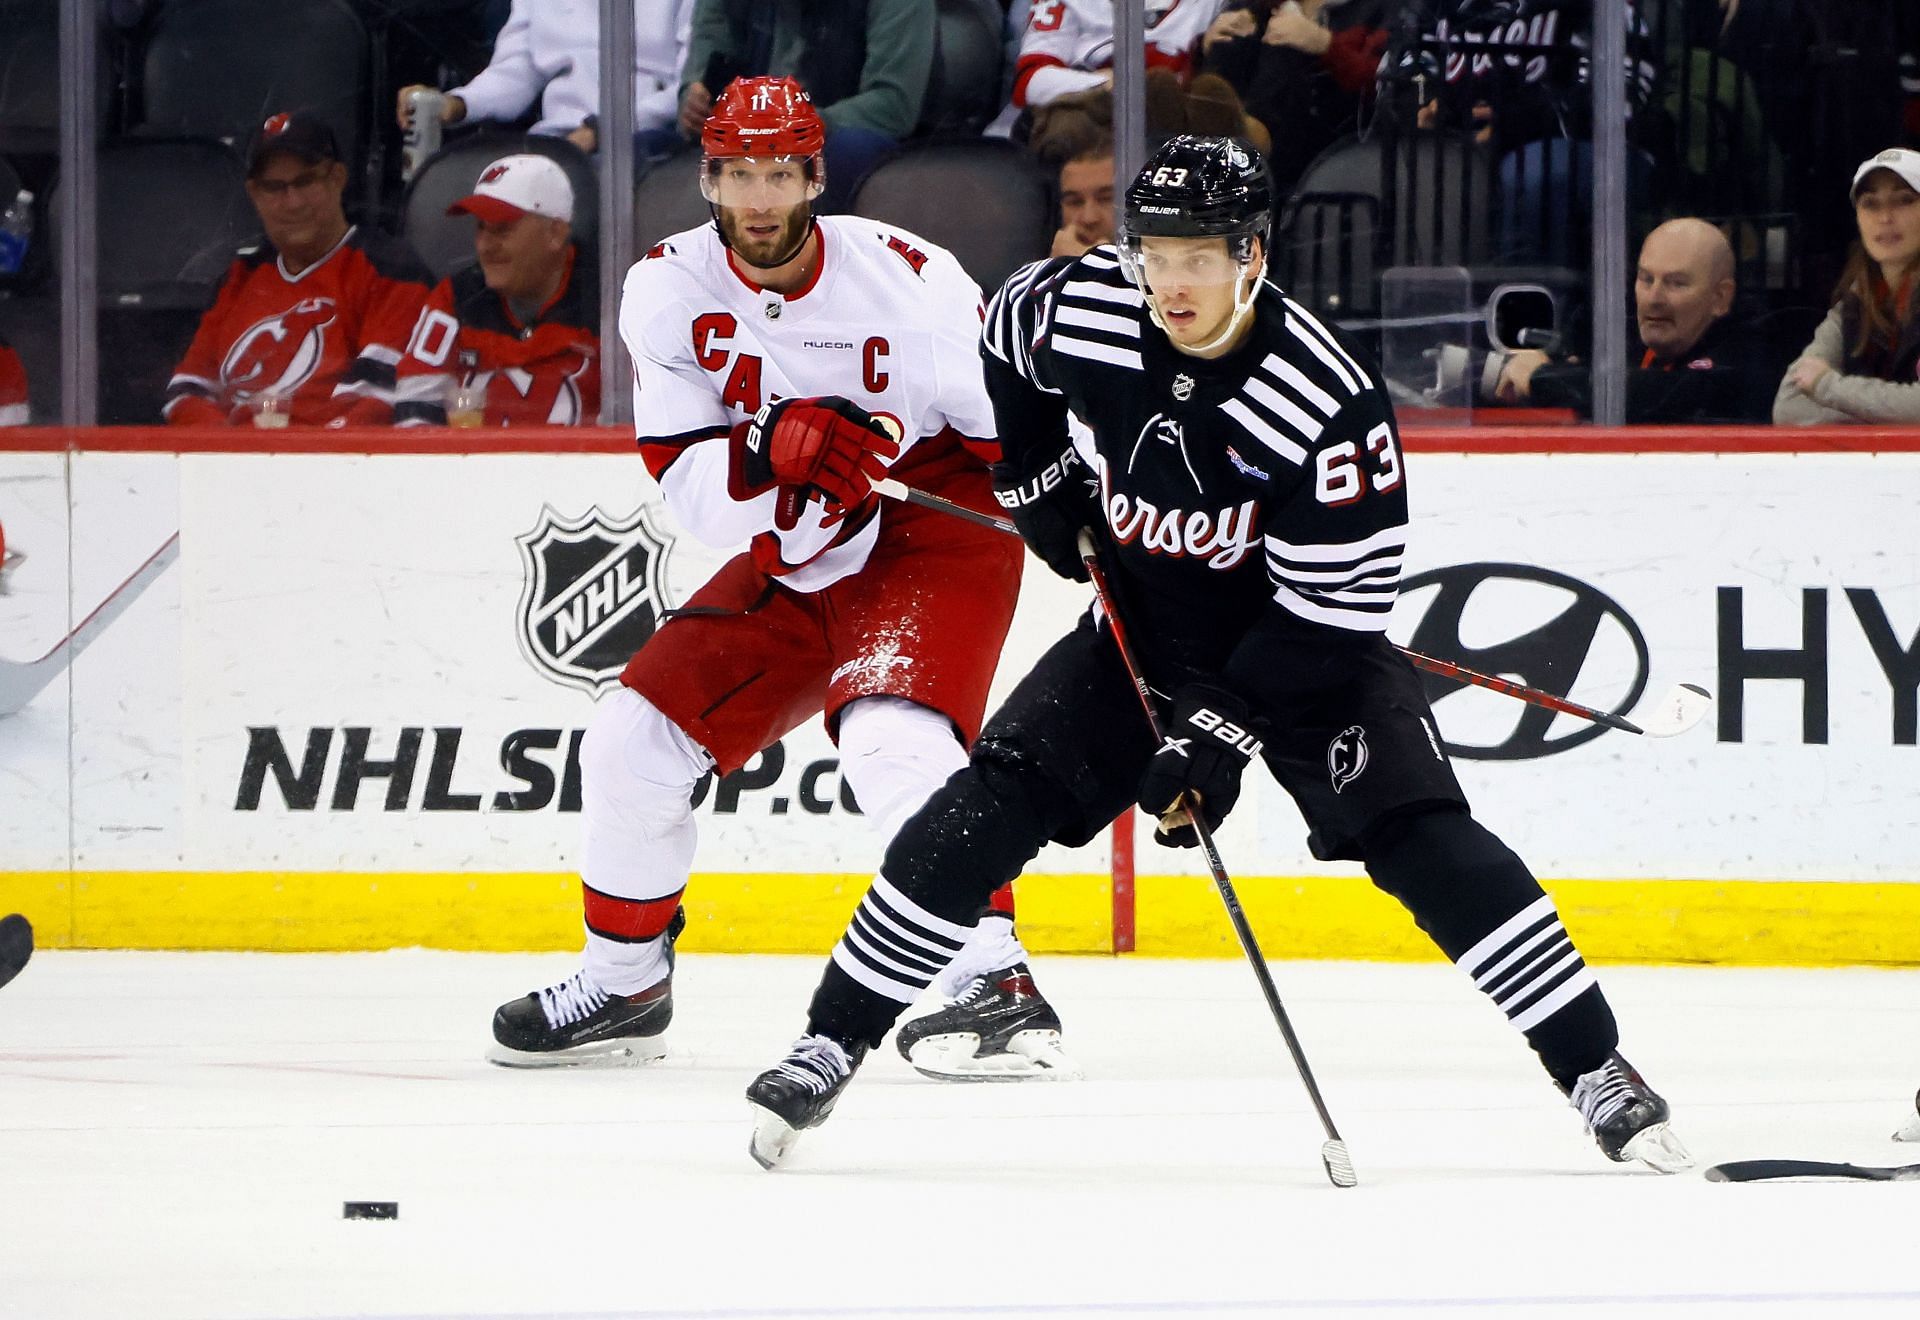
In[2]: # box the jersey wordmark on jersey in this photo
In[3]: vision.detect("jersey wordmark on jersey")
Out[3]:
[984,245,1407,665]
[163,227,433,427]
[393,246,600,427]
[619,216,997,594]
[1014,0,1226,107]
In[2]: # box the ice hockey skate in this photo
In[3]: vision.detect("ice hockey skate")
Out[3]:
[1895,1089,1920,1142]
[747,1034,866,1169]
[1563,1051,1692,1172]
[488,909,684,1067]
[895,962,1081,1081]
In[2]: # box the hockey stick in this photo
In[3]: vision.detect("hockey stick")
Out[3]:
[873,479,1713,739]
[1077,528,1356,1189]
[1705,1159,1920,1183]
[0,914,32,991]
[0,532,181,718]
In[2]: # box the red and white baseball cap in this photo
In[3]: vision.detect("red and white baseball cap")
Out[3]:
[447,154,574,224]
[1851,147,1920,201]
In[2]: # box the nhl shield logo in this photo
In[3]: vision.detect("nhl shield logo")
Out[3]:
[1328,725,1369,794]
[515,506,675,695]
[1172,373,1195,401]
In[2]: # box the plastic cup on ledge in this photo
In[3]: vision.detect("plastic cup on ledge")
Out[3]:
[250,391,291,429]
[448,383,486,429]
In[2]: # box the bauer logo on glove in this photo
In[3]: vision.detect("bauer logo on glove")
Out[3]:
[730,395,901,530]
[1136,683,1267,848]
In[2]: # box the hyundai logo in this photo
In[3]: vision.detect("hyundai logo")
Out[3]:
[1399,563,1650,760]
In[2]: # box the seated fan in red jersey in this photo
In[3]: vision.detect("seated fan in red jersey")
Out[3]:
[389,153,600,428]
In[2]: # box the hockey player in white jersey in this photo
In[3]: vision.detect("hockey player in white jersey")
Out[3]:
[487,77,1075,1081]
[1013,0,1225,109]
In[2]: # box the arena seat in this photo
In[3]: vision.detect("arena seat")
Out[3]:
[631,149,711,255]
[92,139,254,311]
[0,0,110,156]
[400,133,598,281]
[80,138,256,424]
[1279,133,1495,318]
[850,140,1051,294]
[917,0,1005,138]
[136,0,371,179]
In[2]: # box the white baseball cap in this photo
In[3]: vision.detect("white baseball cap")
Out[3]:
[448,154,574,224]
[1850,147,1920,201]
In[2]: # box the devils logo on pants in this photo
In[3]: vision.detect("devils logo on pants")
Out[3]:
[1328,724,1368,794]
[220,296,339,400]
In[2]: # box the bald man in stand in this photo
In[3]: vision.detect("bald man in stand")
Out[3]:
[1490,218,1774,424]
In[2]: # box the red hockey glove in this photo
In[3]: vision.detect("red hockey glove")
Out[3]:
[1135,683,1266,848]
[732,395,901,531]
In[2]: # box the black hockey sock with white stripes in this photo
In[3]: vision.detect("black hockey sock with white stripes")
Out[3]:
[807,873,977,1049]
[806,756,1058,1049]
[1363,806,1618,1089]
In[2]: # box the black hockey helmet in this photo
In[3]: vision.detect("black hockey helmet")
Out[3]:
[1119,136,1273,353]
[1121,135,1273,265]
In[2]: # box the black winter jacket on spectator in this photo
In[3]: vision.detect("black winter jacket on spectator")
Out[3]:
[1526,315,1777,424]
[1395,0,1656,152]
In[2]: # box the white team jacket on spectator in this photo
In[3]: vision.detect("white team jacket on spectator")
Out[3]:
[618,217,996,594]
[452,0,696,137]
[1012,0,1225,108]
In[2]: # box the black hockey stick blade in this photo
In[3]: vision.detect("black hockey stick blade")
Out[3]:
[0,913,32,990]
[1704,1158,1920,1183]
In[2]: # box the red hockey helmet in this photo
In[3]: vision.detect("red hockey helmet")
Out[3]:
[700,76,826,222]
[701,76,826,160]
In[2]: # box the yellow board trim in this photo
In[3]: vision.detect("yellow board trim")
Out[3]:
[3,870,1918,965]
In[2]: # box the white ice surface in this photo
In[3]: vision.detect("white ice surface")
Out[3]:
[3,952,1917,1320]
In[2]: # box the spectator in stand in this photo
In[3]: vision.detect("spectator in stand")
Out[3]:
[1396,0,1658,264]
[397,0,697,158]
[1776,148,1920,425]
[389,155,599,427]
[1011,0,1224,112]
[164,113,434,428]
[1489,218,1771,424]
[1198,0,1389,193]
[676,0,935,213]
[0,332,25,426]
[1045,129,1116,259]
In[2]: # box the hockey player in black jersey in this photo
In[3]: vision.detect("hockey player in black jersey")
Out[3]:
[747,135,1690,1174]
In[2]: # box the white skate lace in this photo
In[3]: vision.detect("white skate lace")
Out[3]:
[1570,1060,1637,1129]
[537,970,609,1028]
[942,975,992,1009]
[770,1034,851,1096]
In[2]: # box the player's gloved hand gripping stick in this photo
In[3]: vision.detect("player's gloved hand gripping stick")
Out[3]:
[989,439,1091,583]
[1135,683,1265,848]
[1078,528,1357,1190]
[733,396,900,531]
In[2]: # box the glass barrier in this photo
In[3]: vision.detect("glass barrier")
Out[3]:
[11,2,1920,430]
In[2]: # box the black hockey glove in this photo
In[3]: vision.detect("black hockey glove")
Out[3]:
[992,441,1092,582]
[1136,683,1266,849]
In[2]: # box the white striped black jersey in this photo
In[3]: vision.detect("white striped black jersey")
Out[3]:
[982,245,1408,691]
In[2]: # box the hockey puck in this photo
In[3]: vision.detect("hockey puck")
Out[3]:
[342,1201,399,1220]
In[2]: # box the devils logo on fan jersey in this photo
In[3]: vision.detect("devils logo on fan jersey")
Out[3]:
[480,348,598,426]
[220,296,338,400]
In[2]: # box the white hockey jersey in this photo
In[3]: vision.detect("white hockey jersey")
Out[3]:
[1014,0,1225,107]
[619,216,996,594]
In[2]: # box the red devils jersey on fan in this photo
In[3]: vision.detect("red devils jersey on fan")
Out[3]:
[391,246,600,427]
[0,332,26,427]
[1014,0,1224,107]
[164,227,433,426]
[618,216,997,594]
